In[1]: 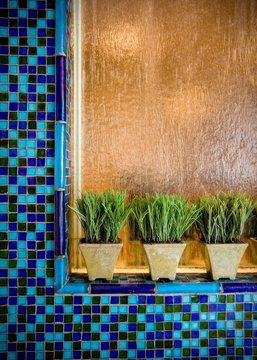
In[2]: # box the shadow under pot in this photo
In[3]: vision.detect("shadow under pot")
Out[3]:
[199,242,248,280]
[143,242,186,281]
[79,240,122,281]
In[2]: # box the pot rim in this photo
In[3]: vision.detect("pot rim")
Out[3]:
[79,240,122,247]
[143,241,186,246]
[201,241,248,246]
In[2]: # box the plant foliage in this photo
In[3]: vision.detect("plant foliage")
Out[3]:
[131,194,202,243]
[196,192,255,244]
[68,189,131,243]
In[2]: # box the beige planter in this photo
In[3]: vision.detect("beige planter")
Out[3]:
[200,242,248,280]
[79,242,122,281]
[144,243,186,280]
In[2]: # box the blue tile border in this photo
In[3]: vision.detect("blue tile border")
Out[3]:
[222,282,257,293]
[53,0,257,295]
[55,0,68,281]
[55,274,257,295]
[157,282,221,294]
[91,284,156,295]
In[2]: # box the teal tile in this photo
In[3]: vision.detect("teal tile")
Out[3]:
[0,122,8,130]
[118,341,127,350]
[191,339,199,347]
[119,306,127,314]
[64,343,72,350]
[244,294,252,301]
[18,333,26,342]
[9,0,18,7]
[100,351,109,359]
[28,38,37,46]
[191,322,199,330]
[137,332,145,340]
[9,66,18,73]
[156,305,164,313]
[27,288,36,296]
[227,320,235,329]
[55,333,63,341]
[209,312,217,320]
[182,321,190,330]
[173,330,181,339]
[45,333,54,341]
[28,57,37,65]
[119,323,127,331]
[128,350,136,358]
[101,315,109,323]
[28,0,37,9]
[173,349,181,357]
[8,315,17,323]
[47,10,55,19]
[8,306,17,315]
[200,348,208,356]
[218,321,226,329]
[9,270,17,277]
[137,314,146,322]
[92,324,100,332]
[182,339,190,347]
[91,342,100,350]
[27,324,35,332]
[63,351,72,359]
[200,330,208,338]
[82,342,90,350]
[146,323,154,331]
[146,305,154,313]
[36,315,44,324]
[137,341,145,349]
[101,333,109,341]
[110,306,118,314]
[19,9,27,18]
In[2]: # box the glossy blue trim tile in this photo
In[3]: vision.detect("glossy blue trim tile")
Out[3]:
[91,284,156,294]
[58,282,90,294]
[54,190,66,256]
[157,282,220,294]
[54,121,66,188]
[222,282,257,293]
[56,0,67,54]
[55,257,68,292]
[56,55,66,121]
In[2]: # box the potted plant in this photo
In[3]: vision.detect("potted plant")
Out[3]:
[69,189,131,281]
[131,194,202,280]
[196,192,255,280]
[243,206,257,264]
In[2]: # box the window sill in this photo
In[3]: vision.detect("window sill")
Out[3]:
[55,269,257,295]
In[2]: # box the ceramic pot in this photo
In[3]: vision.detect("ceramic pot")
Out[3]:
[79,242,122,281]
[200,242,248,280]
[143,242,186,280]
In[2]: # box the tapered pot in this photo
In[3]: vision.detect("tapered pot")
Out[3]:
[143,243,186,280]
[200,242,248,280]
[79,242,122,281]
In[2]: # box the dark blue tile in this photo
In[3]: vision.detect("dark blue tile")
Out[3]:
[91,283,155,294]
[223,282,257,293]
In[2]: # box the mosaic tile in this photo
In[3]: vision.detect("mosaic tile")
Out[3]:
[0,0,257,359]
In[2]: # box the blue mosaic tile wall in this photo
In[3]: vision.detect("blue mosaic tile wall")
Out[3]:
[0,1,257,359]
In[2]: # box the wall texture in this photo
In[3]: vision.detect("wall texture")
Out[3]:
[0,1,257,360]
[80,0,257,197]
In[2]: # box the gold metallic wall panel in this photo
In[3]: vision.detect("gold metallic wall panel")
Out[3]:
[71,0,257,271]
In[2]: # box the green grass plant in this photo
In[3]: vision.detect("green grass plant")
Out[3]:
[68,189,131,243]
[196,192,255,244]
[131,194,202,243]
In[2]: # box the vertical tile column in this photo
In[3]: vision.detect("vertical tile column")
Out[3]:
[55,0,66,263]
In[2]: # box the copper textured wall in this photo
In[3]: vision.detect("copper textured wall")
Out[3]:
[72,0,257,271]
